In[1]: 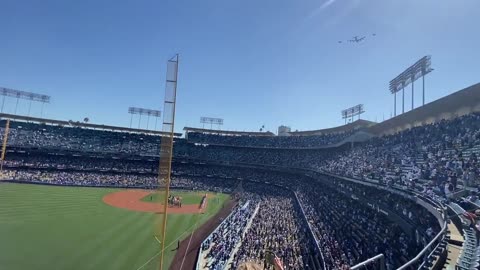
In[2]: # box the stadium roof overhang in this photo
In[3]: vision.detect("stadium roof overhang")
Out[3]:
[368,82,480,135]
[183,127,275,136]
[288,119,376,136]
[0,113,182,137]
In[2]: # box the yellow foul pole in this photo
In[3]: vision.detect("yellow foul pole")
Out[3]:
[158,54,179,270]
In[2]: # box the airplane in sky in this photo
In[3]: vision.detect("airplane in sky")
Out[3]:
[338,34,375,44]
[349,36,365,43]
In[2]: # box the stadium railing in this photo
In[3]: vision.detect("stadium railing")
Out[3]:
[191,161,449,270]
[5,157,450,270]
[175,159,449,270]
[318,172,449,270]
[351,254,385,270]
[294,192,326,270]
[195,200,250,270]
[397,218,448,270]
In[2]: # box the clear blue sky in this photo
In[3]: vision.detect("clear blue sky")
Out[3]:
[1,0,479,133]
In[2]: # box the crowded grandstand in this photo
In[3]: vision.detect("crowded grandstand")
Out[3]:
[0,83,479,270]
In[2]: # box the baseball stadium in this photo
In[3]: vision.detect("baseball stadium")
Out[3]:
[1,1,480,270]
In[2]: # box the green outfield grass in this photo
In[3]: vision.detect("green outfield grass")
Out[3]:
[0,183,230,270]
[140,190,207,205]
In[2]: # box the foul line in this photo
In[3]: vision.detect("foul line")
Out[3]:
[179,214,201,270]
[135,212,214,270]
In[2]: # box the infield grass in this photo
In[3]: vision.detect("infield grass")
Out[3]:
[0,182,230,270]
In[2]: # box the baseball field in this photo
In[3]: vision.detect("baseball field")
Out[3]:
[0,182,231,270]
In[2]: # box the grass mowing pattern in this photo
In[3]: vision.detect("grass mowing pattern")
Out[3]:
[0,183,230,270]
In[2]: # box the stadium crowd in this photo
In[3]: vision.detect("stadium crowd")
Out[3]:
[201,200,258,269]
[2,153,158,173]
[1,158,439,269]
[296,176,439,270]
[320,112,480,190]
[2,111,477,269]
[0,120,163,156]
[3,112,480,185]
[0,168,219,189]
[187,130,354,148]
[230,192,313,270]
[331,179,439,237]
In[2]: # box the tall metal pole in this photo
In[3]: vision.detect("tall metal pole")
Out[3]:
[402,87,405,114]
[159,54,179,270]
[14,97,19,115]
[411,80,414,110]
[155,117,158,130]
[1,96,5,113]
[422,75,425,106]
[129,113,133,128]
[28,100,32,116]
[1,119,11,173]
[394,92,397,117]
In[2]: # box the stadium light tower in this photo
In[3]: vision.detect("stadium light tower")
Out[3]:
[0,87,51,117]
[389,56,433,116]
[127,107,161,130]
[200,117,224,129]
[341,104,365,124]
